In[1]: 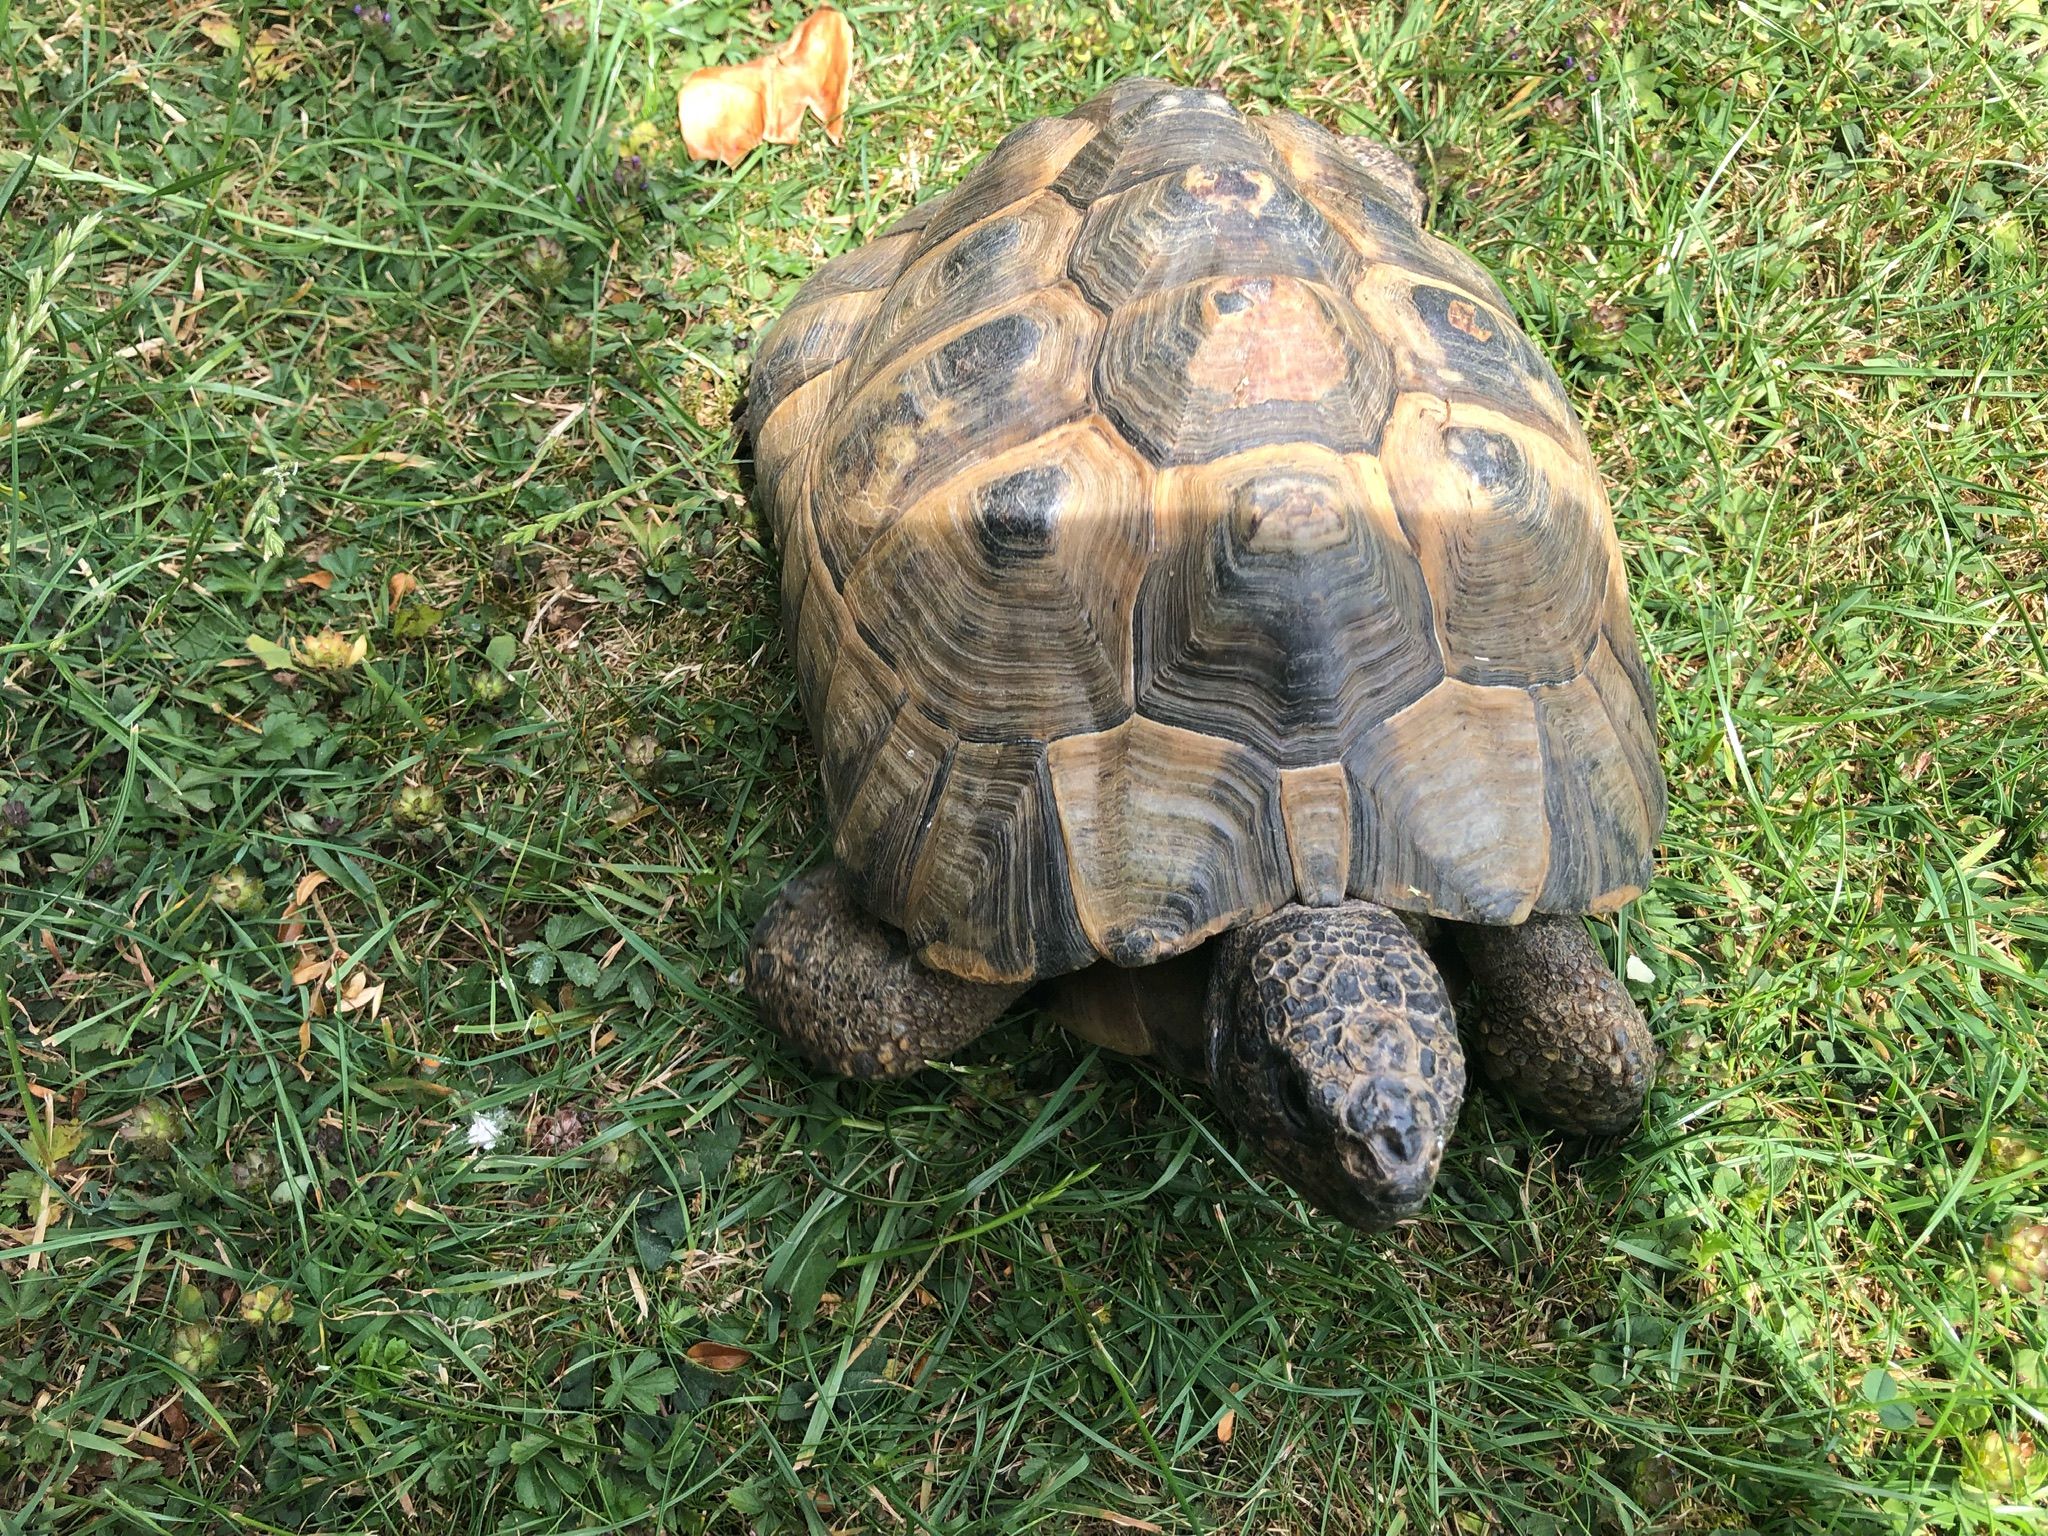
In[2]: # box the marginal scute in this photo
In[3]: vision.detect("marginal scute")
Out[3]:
[751,368,839,547]
[1067,74,1188,128]
[1347,680,1550,923]
[855,192,1082,377]
[1602,573,1660,726]
[1098,274,1397,464]
[1585,630,1669,851]
[844,417,1148,741]
[904,740,1095,984]
[814,626,904,825]
[813,283,1103,581]
[778,483,816,651]
[1135,445,1442,762]
[1047,716,1292,966]
[1379,391,1609,687]
[834,703,955,929]
[787,228,925,307]
[791,516,846,713]
[748,288,884,431]
[876,202,938,241]
[1533,672,1656,914]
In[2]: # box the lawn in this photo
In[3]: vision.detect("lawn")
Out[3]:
[3,0,2046,1530]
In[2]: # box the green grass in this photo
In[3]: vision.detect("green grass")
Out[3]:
[2,0,2046,1529]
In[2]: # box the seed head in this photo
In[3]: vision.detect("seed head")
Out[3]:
[121,1100,184,1160]
[389,783,447,830]
[209,865,265,915]
[542,5,589,56]
[169,1322,223,1377]
[292,628,368,674]
[239,1283,295,1328]
[517,235,572,293]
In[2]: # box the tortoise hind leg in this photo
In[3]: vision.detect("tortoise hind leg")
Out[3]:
[1449,916,1657,1137]
[745,864,1028,1079]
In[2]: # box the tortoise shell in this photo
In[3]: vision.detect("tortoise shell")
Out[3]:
[746,78,1666,987]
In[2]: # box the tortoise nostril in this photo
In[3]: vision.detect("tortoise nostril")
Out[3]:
[1375,1122,1418,1166]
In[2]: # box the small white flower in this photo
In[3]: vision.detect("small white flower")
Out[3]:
[465,1111,506,1152]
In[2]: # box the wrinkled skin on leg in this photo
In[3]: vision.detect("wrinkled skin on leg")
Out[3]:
[1450,915,1657,1137]
[1205,901,1466,1230]
[744,864,1027,1078]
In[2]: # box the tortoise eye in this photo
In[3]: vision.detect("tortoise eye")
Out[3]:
[1274,1066,1313,1129]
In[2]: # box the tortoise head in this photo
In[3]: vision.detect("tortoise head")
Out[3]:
[1203,903,1466,1230]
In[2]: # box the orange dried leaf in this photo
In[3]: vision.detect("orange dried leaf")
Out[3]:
[678,60,771,165]
[677,6,853,162]
[388,571,419,605]
[685,1341,753,1372]
[773,8,852,145]
[294,570,334,591]
[1215,1409,1236,1444]
[277,870,330,945]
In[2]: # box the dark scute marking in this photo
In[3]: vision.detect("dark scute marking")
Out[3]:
[937,312,1039,386]
[825,390,918,488]
[1445,425,1524,495]
[1208,165,1262,200]
[941,216,1025,285]
[1411,283,1572,431]
[971,465,1066,564]
[851,615,898,670]
[1212,287,1252,315]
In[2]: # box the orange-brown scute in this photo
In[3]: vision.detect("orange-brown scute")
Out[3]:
[1186,277,1352,408]
[744,78,1666,984]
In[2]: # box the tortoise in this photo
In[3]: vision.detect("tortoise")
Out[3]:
[740,78,1666,1230]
